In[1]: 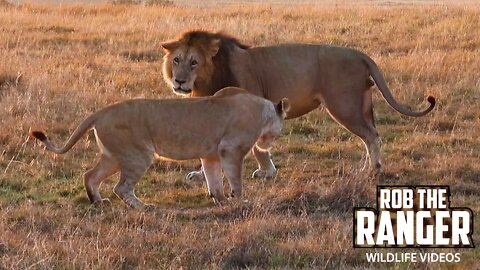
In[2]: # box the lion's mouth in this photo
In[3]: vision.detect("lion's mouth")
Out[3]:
[173,87,192,95]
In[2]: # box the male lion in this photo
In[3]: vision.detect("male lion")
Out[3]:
[161,30,435,179]
[30,87,290,209]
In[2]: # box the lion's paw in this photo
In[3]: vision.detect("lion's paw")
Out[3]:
[186,170,205,182]
[93,198,112,207]
[252,168,276,179]
[101,198,112,205]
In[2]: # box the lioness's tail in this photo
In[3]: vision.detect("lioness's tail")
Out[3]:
[29,114,97,154]
[362,55,435,117]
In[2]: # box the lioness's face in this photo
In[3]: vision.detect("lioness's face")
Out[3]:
[256,116,283,151]
[256,99,290,151]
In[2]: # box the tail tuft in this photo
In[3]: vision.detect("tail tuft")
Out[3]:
[427,96,436,107]
[29,130,48,142]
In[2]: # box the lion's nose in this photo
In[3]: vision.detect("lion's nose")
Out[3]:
[175,79,186,85]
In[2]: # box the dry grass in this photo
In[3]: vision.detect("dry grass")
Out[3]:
[0,2,479,269]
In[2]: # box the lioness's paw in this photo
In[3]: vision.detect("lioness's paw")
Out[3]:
[213,199,226,206]
[252,168,276,179]
[143,204,157,212]
[209,193,227,206]
[186,170,205,182]
[227,196,248,205]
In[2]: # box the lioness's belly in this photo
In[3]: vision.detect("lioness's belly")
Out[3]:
[153,137,220,160]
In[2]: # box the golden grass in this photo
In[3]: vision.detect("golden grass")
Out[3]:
[0,2,479,269]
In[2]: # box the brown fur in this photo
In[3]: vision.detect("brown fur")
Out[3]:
[29,130,48,142]
[162,31,250,97]
[30,87,289,209]
[161,30,435,178]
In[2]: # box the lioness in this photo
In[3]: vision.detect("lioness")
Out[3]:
[161,30,435,179]
[30,87,290,209]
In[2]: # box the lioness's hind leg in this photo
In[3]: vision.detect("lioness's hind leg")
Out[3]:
[83,155,119,204]
[201,158,226,205]
[114,157,153,210]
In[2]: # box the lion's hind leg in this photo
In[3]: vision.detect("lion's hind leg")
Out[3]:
[321,87,382,175]
[328,108,381,174]
[83,154,119,205]
[360,88,383,174]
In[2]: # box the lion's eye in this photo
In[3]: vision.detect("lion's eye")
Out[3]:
[191,60,198,68]
[173,57,180,64]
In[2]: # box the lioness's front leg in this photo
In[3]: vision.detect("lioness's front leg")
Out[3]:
[219,151,244,199]
[188,146,276,181]
[251,146,276,179]
[201,158,226,205]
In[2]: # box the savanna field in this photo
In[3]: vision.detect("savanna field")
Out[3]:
[0,1,479,269]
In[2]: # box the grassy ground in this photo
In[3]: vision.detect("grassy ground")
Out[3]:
[0,1,479,269]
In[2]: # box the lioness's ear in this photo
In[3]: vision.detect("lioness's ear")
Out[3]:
[161,40,180,52]
[276,98,291,119]
[208,38,221,57]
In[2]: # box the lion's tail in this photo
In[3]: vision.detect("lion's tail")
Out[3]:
[29,114,97,154]
[362,54,435,117]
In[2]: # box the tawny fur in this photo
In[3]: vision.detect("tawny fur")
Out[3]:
[161,30,436,178]
[30,87,289,209]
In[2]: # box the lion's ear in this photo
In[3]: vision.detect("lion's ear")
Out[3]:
[161,40,180,52]
[276,98,291,119]
[208,38,221,57]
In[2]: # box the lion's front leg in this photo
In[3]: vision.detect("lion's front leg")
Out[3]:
[201,158,226,205]
[251,146,276,179]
